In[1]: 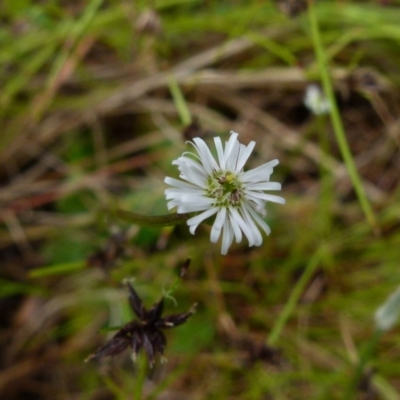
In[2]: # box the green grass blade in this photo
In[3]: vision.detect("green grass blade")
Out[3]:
[307,1,379,233]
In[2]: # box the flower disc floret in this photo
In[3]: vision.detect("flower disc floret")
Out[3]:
[207,172,243,208]
[164,131,285,254]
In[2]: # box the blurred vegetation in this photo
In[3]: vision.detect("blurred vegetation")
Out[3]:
[1,0,400,399]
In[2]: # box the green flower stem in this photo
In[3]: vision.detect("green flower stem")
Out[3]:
[307,1,379,233]
[267,247,323,346]
[112,208,189,227]
[317,114,333,238]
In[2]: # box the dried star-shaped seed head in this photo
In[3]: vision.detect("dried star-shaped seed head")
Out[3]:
[85,283,196,367]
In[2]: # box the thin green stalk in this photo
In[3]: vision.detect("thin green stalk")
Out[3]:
[29,261,85,278]
[168,76,192,126]
[307,1,378,233]
[267,248,323,346]
[317,114,333,237]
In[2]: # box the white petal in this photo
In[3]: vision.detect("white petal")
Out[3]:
[244,203,271,236]
[187,207,218,234]
[247,192,286,204]
[178,151,204,167]
[240,206,263,247]
[221,219,234,255]
[214,136,226,170]
[225,132,239,157]
[236,141,255,172]
[225,135,240,171]
[210,208,227,243]
[173,156,207,178]
[165,188,204,199]
[179,198,215,210]
[241,160,279,183]
[166,199,181,210]
[180,193,213,202]
[223,132,239,166]
[178,165,207,188]
[177,203,210,213]
[191,138,219,175]
[245,182,282,191]
[164,177,199,190]
[228,208,242,243]
[244,193,267,211]
[229,207,256,246]
[242,214,263,246]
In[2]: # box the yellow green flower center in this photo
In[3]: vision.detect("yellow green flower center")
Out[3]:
[207,171,243,207]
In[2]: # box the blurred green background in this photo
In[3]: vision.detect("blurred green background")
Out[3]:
[1,0,400,399]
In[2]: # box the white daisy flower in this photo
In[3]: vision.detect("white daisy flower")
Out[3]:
[304,84,331,115]
[164,131,285,255]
